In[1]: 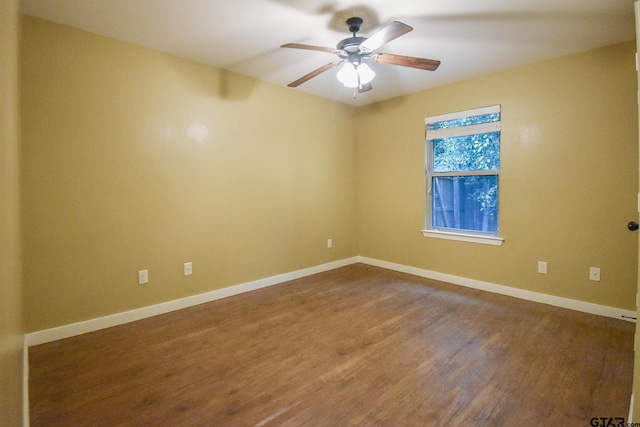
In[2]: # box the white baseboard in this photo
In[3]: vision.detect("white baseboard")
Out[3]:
[23,337,29,427]
[25,255,636,348]
[24,257,359,347]
[357,256,637,322]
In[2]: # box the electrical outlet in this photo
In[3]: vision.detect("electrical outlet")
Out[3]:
[537,261,547,274]
[138,269,149,285]
[327,238,333,249]
[184,262,192,276]
[589,267,601,282]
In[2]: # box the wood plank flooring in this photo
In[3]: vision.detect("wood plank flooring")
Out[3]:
[29,264,634,426]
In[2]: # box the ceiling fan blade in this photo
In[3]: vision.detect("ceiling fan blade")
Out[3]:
[360,21,413,52]
[287,62,340,87]
[281,43,339,54]
[358,82,372,93]
[374,53,441,71]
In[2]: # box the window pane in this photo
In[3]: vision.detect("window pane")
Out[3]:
[429,112,500,130]
[433,132,500,173]
[432,175,498,233]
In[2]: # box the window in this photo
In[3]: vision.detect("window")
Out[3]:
[424,105,503,245]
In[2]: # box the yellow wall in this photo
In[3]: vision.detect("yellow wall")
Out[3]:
[357,41,638,310]
[20,16,358,331]
[20,15,638,333]
[0,0,24,425]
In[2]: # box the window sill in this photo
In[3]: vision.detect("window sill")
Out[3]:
[421,230,504,246]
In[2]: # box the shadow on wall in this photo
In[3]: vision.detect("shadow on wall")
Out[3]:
[163,53,259,102]
[217,69,259,101]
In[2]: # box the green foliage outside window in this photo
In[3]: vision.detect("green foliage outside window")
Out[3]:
[428,112,500,233]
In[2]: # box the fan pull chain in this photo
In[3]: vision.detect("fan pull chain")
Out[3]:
[353,72,361,99]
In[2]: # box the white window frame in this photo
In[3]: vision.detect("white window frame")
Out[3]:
[423,105,504,246]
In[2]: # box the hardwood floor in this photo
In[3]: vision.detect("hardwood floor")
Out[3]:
[29,264,634,426]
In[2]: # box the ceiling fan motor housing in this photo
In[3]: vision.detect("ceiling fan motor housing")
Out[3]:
[337,37,367,53]
[346,17,363,34]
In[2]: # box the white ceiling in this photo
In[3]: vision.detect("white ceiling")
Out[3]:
[20,0,637,106]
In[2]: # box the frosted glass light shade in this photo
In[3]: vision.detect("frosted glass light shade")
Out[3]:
[357,63,375,84]
[337,62,359,87]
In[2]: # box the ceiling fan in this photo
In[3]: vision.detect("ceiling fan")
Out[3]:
[281,17,441,95]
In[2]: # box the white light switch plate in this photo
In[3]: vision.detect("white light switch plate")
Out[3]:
[138,269,148,285]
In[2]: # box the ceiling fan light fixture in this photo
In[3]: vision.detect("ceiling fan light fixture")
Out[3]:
[337,62,375,88]
[282,18,439,92]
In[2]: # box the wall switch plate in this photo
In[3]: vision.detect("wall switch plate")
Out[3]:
[184,262,192,276]
[589,267,601,281]
[537,261,547,274]
[327,239,332,249]
[138,269,149,285]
